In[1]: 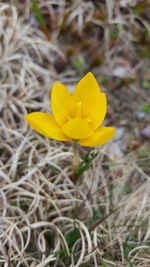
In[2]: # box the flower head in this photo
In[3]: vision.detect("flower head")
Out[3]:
[24,72,115,146]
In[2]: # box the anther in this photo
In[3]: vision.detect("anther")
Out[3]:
[75,102,82,118]
[86,117,91,123]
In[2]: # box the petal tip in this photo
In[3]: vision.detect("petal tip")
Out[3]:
[112,127,116,135]
[23,112,36,121]
[24,114,29,120]
[85,72,94,78]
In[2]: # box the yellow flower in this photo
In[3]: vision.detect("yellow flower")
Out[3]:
[24,72,116,146]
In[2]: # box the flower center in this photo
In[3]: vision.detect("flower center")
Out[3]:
[67,116,71,121]
[86,117,91,123]
[67,102,92,124]
[75,102,82,118]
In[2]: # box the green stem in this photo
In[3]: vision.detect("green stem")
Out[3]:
[72,142,80,173]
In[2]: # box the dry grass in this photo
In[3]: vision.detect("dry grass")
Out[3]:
[0,1,150,266]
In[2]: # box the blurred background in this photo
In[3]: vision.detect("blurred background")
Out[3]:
[0,0,150,266]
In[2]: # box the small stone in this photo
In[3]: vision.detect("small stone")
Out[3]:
[107,142,124,158]
[141,125,150,139]
[136,111,146,120]
[114,128,124,141]
[112,66,129,78]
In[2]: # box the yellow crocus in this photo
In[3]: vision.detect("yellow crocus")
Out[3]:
[24,72,116,147]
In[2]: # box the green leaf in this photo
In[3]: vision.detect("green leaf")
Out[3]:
[74,57,85,73]
[100,261,109,267]
[66,228,80,251]
[137,45,150,59]
[82,148,92,162]
[141,104,150,112]
[138,150,147,158]
[132,1,146,15]
[30,0,46,26]
[99,75,108,86]
[109,25,119,40]
[48,249,66,256]
[110,29,118,40]
[141,80,150,89]
[44,231,55,248]
[74,149,99,177]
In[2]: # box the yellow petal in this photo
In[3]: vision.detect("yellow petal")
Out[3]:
[79,127,116,147]
[24,112,69,141]
[51,83,76,126]
[62,118,94,140]
[82,92,107,129]
[72,72,101,104]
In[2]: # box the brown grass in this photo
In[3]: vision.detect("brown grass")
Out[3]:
[0,1,150,266]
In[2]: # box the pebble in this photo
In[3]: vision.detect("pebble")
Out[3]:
[112,66,129,78]
[114,127,124,141]
[141,125,150,139]
[107,142,124,158]
[136,111,146,120]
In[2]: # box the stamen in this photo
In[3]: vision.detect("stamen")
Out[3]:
[76,102,82,118]
[86,117,91,123]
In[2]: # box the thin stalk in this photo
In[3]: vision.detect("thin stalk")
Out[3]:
[71,142,80,183]
[72,142,80,170]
